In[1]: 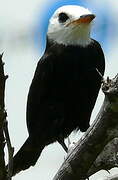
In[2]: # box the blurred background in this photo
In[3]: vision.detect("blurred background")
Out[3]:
[0,0,118,179]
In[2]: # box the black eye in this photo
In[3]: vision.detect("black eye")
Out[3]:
[58,12,69,23]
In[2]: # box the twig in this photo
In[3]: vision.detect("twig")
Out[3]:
[3,117,14,180]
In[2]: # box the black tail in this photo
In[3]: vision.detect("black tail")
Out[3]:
[11,137,44,176]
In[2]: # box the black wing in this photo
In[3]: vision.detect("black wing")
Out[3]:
[26,52,55,136]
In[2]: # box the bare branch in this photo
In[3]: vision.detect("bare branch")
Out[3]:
[0,53,8,180]
[3,119,14,180]
[53,74,118,180]
[88,138,118,177]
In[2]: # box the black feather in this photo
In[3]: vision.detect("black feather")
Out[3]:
[11,38,105,175]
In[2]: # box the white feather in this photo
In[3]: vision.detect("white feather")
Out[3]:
[48,5,94,47]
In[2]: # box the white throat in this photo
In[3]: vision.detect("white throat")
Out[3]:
[48,23,92,47]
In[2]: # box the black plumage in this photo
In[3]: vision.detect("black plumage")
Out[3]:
[12,39,105,175]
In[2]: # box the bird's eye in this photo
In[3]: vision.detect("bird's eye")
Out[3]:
[58,12,69,23]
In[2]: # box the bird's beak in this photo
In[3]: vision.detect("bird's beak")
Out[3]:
[67,14,95,26]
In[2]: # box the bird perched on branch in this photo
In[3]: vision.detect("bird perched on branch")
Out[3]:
[11,5,105,176]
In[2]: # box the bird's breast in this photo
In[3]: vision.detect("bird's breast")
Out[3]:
[50,45,101,101]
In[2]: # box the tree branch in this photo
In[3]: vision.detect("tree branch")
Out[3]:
[87,138,118,177]
[3,119,14,180]
[53,74,118,180]
[0,53,8,180]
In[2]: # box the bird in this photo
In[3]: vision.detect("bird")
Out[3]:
[11,5,105,176]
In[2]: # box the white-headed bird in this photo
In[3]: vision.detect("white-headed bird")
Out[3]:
[12,5,105,176]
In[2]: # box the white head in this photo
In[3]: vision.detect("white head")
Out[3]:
[47,5,95,47]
